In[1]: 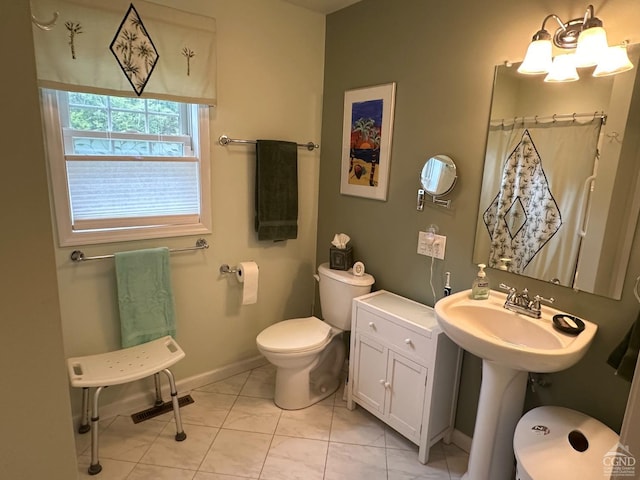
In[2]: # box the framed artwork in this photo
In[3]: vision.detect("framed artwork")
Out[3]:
[340,82,396,201]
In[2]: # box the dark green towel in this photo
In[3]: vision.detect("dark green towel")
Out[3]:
[255,140,298,241]
[607,314,640,382]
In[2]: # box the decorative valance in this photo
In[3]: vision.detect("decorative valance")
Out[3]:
[31,0,216,105]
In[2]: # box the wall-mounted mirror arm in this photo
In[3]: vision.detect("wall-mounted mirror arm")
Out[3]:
[430,191,454,208]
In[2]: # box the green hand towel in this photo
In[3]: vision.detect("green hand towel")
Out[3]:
[255,140,298,241]
[115,247,176,348]
[607,315,640,382]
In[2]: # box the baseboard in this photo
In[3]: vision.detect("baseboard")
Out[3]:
[72,355,267,425]
[175,355,267,394]
[450,428,472,453]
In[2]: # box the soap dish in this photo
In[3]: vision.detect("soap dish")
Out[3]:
[552,314,585,335]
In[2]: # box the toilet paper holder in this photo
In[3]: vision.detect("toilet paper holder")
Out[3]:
[219,264,238,275]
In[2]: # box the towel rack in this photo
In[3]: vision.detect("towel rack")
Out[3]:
[70,238,209,262]
[218,134,319,151]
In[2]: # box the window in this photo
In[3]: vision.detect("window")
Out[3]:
[41,89,211,246]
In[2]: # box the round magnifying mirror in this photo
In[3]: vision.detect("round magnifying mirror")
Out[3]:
[420,154,457,197]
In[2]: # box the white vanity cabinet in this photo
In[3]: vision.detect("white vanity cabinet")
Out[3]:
[347,290,461,464]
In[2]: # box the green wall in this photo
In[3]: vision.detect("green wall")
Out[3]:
[318,0,640,436]
[1,2,78,477]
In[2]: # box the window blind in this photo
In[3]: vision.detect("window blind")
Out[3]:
[66,159,200,229]
[31,0,217,105]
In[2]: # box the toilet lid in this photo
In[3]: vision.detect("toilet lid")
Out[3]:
[514,406,619,480]
[257,316,332,353]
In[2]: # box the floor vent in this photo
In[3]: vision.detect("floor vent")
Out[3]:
[131,394,194,424]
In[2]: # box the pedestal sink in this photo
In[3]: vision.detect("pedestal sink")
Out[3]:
[434,289,597,480]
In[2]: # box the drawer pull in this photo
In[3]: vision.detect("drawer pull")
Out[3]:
[404,338,413,346]
[368,322,376,329]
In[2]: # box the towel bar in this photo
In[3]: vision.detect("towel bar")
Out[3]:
[218,134,319,151]
[70,238,209,263]
[67,336,187,475]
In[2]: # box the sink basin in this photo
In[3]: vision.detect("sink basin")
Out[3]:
[435,289,598,480]
[434,289,597,372]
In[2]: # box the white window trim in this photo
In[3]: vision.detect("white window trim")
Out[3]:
[41,89,211,247]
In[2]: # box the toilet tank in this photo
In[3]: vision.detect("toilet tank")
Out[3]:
[317,263,375,330]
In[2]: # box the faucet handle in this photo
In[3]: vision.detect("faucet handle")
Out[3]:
[499,283,515,292]
[532,295,554,310]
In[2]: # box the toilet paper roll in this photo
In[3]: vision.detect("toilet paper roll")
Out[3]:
[353,261,365,277]
[236,261,259,305]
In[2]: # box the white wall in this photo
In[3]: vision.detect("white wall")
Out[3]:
[52,0,326,415]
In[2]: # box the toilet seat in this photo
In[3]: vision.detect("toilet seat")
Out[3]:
[257,317,332,353]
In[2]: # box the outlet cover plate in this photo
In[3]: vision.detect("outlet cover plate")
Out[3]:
[417,231,446,259]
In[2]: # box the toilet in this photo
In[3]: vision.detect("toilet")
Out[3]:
[256,262,374,410]
[514,406,620,480]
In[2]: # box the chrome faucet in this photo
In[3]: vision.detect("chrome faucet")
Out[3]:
[499,283,554,319]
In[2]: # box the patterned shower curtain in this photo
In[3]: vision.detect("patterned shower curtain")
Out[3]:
[479,120,601,286]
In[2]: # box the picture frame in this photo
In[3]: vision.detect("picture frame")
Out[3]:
[340,82,396,201]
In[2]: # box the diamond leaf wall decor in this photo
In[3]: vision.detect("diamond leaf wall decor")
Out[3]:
[110,3,159,96]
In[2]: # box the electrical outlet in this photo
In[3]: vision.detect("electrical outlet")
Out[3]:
[417,231,446,259]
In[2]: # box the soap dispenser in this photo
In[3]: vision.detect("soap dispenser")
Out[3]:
[471,264,490,300]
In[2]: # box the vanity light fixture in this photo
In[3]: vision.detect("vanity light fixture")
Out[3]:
[593,42,634,77]
[518,4,633,81]
[544,53,579,82]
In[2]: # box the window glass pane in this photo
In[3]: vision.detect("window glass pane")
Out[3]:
[71,138,185,156]
[68,92,107,107]
[149,113,180,135]
[66,160,200,222]
[147,99,180,114]
[111,110,146,133]
[69,107,108,131]
[150,142,184,156]
[109,96,145,111]
[112,140,150,155]
[72,138,113,154]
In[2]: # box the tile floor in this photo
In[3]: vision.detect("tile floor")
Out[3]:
[74,364,469,479]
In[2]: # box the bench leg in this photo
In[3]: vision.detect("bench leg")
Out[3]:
[153,373,164,406]
[78,387,91,434]
[162,368,187,441]
[88,386,105,475]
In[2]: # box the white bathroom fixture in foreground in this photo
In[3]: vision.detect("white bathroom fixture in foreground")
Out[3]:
[257,263,374,410]
[435,289,597,480]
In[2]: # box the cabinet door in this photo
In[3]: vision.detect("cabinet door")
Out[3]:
[386,351,427,442]
[352,334,387,414]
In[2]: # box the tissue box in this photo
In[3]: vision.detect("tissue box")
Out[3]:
[330,245,353,270]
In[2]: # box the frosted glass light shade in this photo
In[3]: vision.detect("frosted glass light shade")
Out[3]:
[544,54,579,82]
[574,26,608,67]
[593,44,634,77]
[518,39,553,74]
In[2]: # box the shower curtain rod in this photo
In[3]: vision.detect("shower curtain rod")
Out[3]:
[218,134,319,151]
[491,111,607,128]
[70,238,209,262]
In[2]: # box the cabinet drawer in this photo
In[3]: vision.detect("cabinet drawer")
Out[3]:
[356,309,430,363]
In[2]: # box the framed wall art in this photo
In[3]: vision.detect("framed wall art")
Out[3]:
[340,82,396,201]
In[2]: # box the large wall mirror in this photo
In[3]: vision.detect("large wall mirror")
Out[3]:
[473,44,640,299]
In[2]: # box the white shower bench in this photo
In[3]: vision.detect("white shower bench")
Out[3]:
[66,336,187,475]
